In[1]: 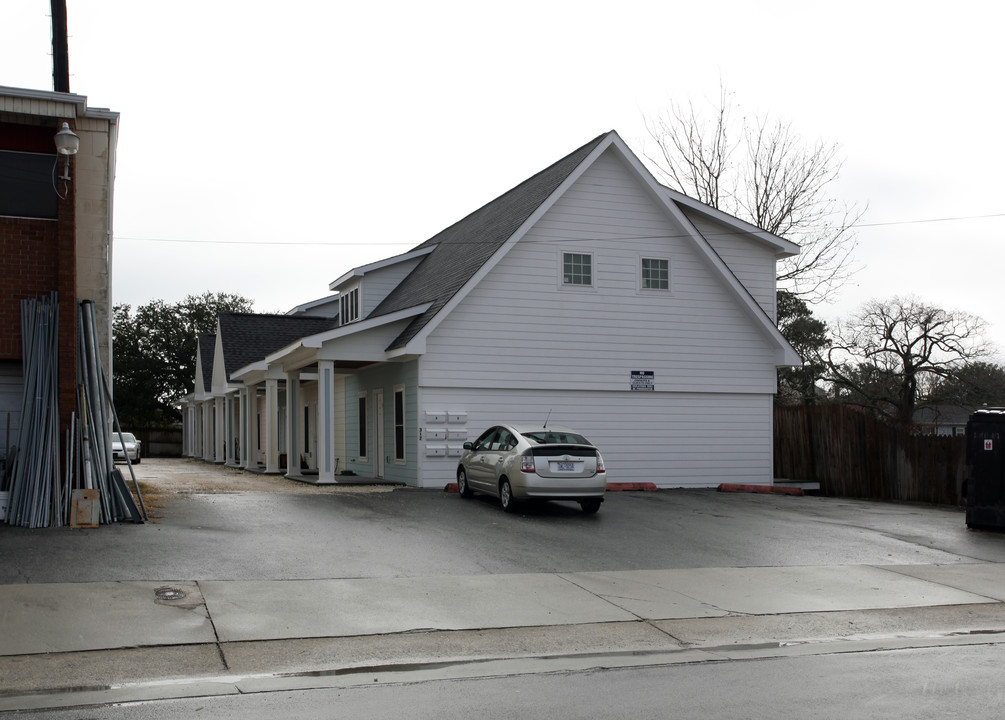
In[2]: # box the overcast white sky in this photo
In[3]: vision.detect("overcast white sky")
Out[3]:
[3,0,1005,354]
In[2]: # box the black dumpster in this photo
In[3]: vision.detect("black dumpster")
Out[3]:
[965,408,1005,530]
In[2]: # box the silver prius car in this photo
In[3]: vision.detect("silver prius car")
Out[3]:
[457,423,607,513]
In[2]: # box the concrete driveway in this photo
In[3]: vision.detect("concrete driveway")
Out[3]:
[2,457,1004,584]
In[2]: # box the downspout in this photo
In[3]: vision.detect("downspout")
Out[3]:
[104,115,119,382]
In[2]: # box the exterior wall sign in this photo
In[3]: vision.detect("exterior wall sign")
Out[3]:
[631,370,654,391]
[985,439,994,451]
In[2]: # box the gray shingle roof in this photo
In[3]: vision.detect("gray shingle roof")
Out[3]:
[913,405,975,426]
[218,313,337,380]
[370,132,611,350]
[198,334,216,393]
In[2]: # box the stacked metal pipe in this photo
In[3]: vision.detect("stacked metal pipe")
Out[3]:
[2,296,144,527]
[75,300,144,524]
[5,293,63,527]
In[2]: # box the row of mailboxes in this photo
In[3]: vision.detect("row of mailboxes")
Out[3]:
[424,445,466,457]
[425,429,467,441]
[424,411,468,424]
[425,411,468,457]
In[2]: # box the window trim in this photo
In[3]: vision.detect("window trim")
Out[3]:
[340,285,361,324]
[559,250,596,290]
[393,384,406,464]
[304,404,310,454]
[357,391,368,460]
[639,255,671,293]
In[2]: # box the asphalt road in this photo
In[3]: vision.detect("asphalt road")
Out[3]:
[2,459,1004,583]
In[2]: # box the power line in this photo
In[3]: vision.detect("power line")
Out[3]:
[858,212,1005,228]
[112,209,1005,247]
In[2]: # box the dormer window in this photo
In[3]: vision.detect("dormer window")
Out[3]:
[340,286,360,324]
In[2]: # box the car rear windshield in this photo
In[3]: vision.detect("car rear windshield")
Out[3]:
[114,433,136,442]
[522,431,592,445]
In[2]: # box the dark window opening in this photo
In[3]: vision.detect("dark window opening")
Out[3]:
[394,388,405,461]
[0,150,59,219]
[358,395,367,458]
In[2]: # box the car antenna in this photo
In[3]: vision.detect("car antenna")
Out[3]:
[544,409,552,428]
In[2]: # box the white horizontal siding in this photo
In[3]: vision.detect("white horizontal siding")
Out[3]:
[416,387,773,489]
[681,208,779,318]
[421,148,781,393]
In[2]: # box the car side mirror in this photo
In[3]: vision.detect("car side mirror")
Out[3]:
[463,442,473,450]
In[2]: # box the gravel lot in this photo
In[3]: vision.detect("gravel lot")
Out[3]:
[126,457,398,517]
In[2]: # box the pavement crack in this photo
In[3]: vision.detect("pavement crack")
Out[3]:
[196,580,230,671]
[555,574,646,622]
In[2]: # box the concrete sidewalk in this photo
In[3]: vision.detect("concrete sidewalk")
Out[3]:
[4,564,1004,656]
[3,563,1005,710]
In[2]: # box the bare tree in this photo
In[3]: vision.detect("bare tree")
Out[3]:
[644,87,863,303]
[826,297,993,426]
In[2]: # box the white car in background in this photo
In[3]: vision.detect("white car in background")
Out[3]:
[111,432,141,464]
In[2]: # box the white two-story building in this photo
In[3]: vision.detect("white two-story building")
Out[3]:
[182,130,801,488]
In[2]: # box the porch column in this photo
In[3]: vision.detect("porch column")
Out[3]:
[193,404,201,458]
[181,403,190,456]
[317,361,336,483]
[285,371,300,476]
[214,397,226,463]
[241,384,258,469]
[224,394,235,465]
[202,399,214,461]
[187,404,197,457]
[237,388,247,468]
[265,378,280,473]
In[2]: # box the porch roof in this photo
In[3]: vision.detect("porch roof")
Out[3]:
[230,304,432,381]
[218,313,336,381]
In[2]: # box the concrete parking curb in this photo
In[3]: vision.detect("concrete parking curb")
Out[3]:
[606,482,658,492]
[718,483,804,496]
[443,482,658,493]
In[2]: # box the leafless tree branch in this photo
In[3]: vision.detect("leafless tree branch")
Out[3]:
[643,85,864,304]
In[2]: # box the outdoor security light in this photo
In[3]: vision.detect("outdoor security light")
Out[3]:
[54,122,79,155]
[53,122,79,184]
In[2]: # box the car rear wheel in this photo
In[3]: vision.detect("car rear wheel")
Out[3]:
[133,456,141,465]
[500,479,517,513]
[457,467,473,498]
[580,499,602,514]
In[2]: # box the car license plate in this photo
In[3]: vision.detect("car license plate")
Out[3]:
[557,462,575,471]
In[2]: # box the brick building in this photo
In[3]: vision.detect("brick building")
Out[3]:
[0,86,119,452]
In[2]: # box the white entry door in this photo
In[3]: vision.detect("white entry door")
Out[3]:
[375,389,385,479]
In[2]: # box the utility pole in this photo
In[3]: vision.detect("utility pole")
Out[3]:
[51,0,70,93]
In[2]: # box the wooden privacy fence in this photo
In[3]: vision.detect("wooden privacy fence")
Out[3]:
[774,405,966,505]
[133,428,183,458]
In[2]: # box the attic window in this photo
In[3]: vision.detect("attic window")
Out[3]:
[562,252,593,287]
[641,257,670,291]
[340,286,360,324]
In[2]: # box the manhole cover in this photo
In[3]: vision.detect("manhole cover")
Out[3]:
[154,586,187,601]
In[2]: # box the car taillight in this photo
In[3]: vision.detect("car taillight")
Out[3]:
[596,453,606,473]
[520,452,536,473]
